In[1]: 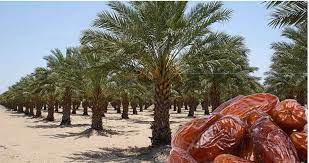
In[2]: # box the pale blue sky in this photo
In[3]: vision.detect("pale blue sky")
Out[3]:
[0,1,285,93]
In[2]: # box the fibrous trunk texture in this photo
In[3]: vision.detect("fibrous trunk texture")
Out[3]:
[91,86,103,131]
[60,87,71,126]
[103,100,108,113]
[139,99,144,112]
[173,99,177,111]
[188,96,198,117]
[176,97,183,114]
[17,104,23,113]
[29,103,34,116]
[24,104,30,115]
[115,100,121,113]
[184,98,188,110]
[82,100,89,116]
[121,95,129,119]
[131,100,138,115]
[35,102,42,117]
[145,101,151,110]
[151,77,171,146]
[202,96,209,115]
[72,101,79,114]
[13,105,17,111]
[210,82,220,110]
[46,96,55,121]
[54,101,59,112]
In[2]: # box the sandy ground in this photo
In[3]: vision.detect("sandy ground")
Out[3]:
[0,105,208,163]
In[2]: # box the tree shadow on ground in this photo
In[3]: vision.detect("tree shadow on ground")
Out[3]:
[0,145,7,150]
[127,118,185,125]
[171,114,200,119]
[104,116,122,121]
[32,118,51,123]
[7,111,28,117]
[27,123,89,129]
[45,128,123,139]
[65,145,170,163]
[127,118,151,125]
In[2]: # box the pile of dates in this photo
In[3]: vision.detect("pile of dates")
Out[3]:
[167,93,307,163]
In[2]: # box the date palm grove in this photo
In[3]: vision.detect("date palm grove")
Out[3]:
[0,1,307,147]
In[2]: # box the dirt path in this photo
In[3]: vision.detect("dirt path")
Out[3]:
[0,105,206,162]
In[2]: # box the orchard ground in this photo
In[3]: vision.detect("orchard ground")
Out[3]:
[0,105,209,163]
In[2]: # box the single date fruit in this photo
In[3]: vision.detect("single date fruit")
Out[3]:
[189,115,246,162]
[290,132,307,161]
[212,95,244,113]
[171,113,221,150]
[271,99,306,133]
[251,117,299,163]
[218,93,279,118]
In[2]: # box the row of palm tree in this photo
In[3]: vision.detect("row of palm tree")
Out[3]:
[0,1,306,146]
[264,1,307,105]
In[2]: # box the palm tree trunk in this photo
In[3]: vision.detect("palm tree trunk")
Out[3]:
[34,98,42,117]
[139,99,144,112]
[210,82,220,110]
[82,100,89,116]
[144,101,151,110]
[151,77,171,146]
[173,99,177,111]
[24,103,30,115]
[83,106,88,115]
[202,95,209,115]
[46,96,55,121]
[176,98,182,113]
[131,100,138,115]
[116,105,121,113]
[13,105,17,111]
[72,103,77,114]
[103,100,108,113]
[177,104,181,113]
[121,94,129,119]
[17,104,23,113]
[100,100,106,117]
[113,100,121,113]
[55,101,59,112]
[188,107,194,117]
[168,99,171,110]
[35,103,42,117]
[91,86,103,131]
[184,98,188,110]
[188,96,195,117]
[29,103,34,116]
[60,87,71,126]
[92,105,103,130]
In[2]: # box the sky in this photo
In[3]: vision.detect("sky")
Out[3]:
[0,1,285,94]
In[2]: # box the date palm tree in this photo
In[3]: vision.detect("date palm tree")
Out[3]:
[79,41,118,130]
[183,32,262,109]
[265,1,307,28]
[264,25,307,104]
[32,67,50,117]
[264,1,307,105]
[44,48,82,126]
[87,1,232,146]
[40,71,59,121]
